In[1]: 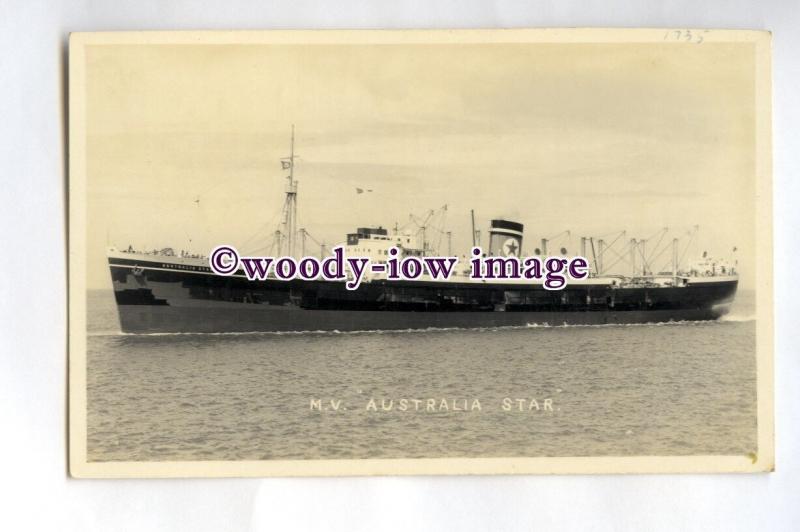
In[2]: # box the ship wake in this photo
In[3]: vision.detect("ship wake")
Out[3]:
[720,313,756,323]
[87,317,748,339]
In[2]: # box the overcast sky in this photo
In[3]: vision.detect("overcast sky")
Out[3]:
[85,40,756,289]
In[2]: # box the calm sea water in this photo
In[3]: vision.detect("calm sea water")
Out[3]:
[86,290,757,461]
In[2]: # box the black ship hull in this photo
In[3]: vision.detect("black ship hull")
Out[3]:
[116,304,729,334]
[108,255,738,333]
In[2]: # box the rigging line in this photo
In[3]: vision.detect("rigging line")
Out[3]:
[647,232,675,264]
[304,231,320,246]
[398,220,416,232]
[657,237,687,274]
[240,192,288,249]
[677,228,698,266]
[597,231,626,260]
[547,230,570,242]
[602,246,633,270]
[401,206,448,239]
[636,232,658,273]
[192,176,235,202]
[636,242,652,272]
[595,229,627,240]
[246,242,277,255]
[638,233,672,273]
[241,236,276,256]
[430,216,449,244]
[240,215,282,250]
[303,230,325,248]
[677,239,694,268]
[646,241,673,271]
[602,251,633,273]
[439,211,448,252]
[648,228,668,260]
[244,234,277,256]
[599,239,636,267]
[656,255,677,275]
[600,240,632,263]
[637,233,670,273]
[642,227,666,243]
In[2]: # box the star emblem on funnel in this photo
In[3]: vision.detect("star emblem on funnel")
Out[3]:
[505,239,518,256]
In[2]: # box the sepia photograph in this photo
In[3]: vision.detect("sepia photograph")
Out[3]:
[68,29,773,477]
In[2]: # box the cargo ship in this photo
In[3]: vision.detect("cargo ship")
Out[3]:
[106,129,738,333]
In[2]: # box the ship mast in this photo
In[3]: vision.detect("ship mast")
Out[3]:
[470,210,476,247]
[280,125,299,256]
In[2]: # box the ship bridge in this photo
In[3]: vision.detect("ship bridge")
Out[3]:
[344,226,424,263]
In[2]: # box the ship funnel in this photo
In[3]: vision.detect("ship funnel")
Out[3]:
[488,219,524,257]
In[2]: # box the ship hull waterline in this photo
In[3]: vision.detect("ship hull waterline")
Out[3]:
[116,304,729,334]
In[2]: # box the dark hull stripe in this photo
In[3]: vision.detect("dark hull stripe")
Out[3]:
[117,304,728,334]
